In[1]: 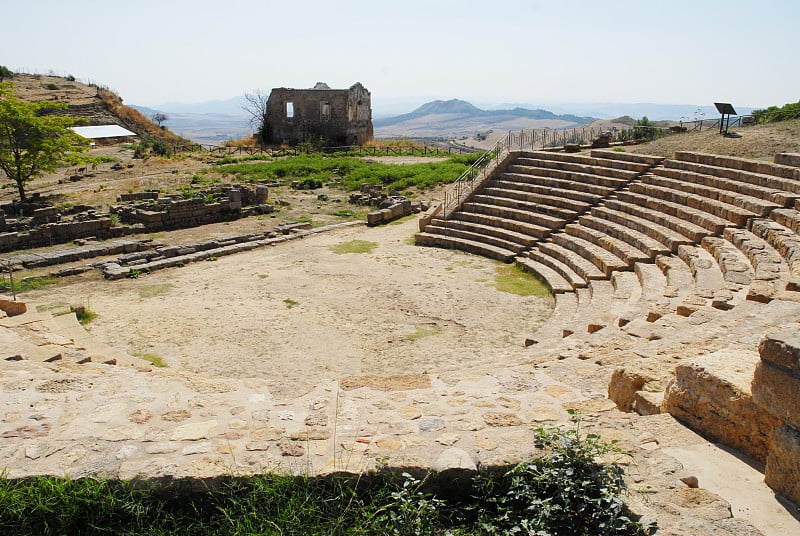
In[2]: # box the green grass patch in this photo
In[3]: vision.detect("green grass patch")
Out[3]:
[258,274,269,279]
[330,240,378,254]
[283,298,299,309]
[71,305,97,325]
[0,274,59,294]
[138,283,173,299]
[406,325,443,341]
[0,417,654,535]
[134,352,168,368]
[214,153,481,192]
[493,264,551,297]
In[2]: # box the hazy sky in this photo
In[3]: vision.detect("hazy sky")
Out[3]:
[3,0,798,109]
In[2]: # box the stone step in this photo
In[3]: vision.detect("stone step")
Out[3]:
[589,149,666,167]
[452,210,551,239]
[525,290,579,344]
[661,161,799,206]
[677,245,726,294]
[482,186,590,213]
[537,241,606,281]
[429,218,538,248]
[723,227,791,283]
[463,201,567,229]
[580,213,670,259]
[500,171,616,196]
[550,233,628,278]
[701,236,754,287]
[414,232,516,262]
[631,179,757,227]
[564,223,650,266]
[770,208,800,235]
[674,151,800,183]
[515,257,573,294]
[748,218,800,278]
[644,172,781,217]
[491,179,601,206]
[423,224,526,254]
[512,156,643,179]
[519,150,653,173]
[655,254,695,298]
[526,248,588,289]
[504,164,629,189]
[635,261,670,302]
[591,203,695,253]
[610,271,644,317]
[616,189,728,236]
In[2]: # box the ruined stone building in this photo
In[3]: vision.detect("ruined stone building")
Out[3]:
[263,82,373,146]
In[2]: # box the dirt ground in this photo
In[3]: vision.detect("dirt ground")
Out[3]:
[23,218,554,382]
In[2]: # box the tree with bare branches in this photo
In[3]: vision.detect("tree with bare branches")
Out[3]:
[242,89,269,143]
[151,111,168,128]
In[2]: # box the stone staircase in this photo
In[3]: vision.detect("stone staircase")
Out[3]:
[416,149,662,263]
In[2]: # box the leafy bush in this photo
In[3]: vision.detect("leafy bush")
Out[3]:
[752,100,800,123]
[0,419,654,535]
[133,137,171,158]
[474,412,653,535]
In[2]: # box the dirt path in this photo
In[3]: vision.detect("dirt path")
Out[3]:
[29,219,553,382]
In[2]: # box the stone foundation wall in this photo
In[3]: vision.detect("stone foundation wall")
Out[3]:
[751,331,800,505]
[0,219,121,252]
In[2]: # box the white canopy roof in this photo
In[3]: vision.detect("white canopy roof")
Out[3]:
[70,125,137,139]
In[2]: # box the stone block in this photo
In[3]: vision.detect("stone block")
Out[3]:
[759,331,800,376]
[634,391,663,416]
[0,299,26,316]
[664,350,781,462]
[775,153,800,168]
[752,360,800,430]
[765,424,800,507]
[608,368,651,412]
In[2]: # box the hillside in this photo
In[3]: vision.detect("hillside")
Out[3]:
[5,72,187,145]
[625,118,800,159]
[373,99,594,138]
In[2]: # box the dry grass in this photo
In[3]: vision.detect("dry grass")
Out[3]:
[625,118,800,159]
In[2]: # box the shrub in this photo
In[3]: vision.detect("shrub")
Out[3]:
[752,100,800,123]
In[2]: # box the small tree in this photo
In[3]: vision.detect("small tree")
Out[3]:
[0,83,86,202]
[0,66,13,82]
[242,89,269,143]
[151,111,168,128]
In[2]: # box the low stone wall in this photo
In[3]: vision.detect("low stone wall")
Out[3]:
[751,331,800,505]
[0,219,122,252]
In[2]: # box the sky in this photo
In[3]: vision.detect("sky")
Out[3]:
[2,0,798,112]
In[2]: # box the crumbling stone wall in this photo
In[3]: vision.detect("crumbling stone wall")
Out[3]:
[752,331,800,506]
[264,82,373,146]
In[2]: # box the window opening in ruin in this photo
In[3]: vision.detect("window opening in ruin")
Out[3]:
[348,102,355,122]
[286,101,294,118]
[320,101,330,121]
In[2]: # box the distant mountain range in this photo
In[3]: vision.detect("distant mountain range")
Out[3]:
[131,97,757,144]
[373,99,594,138]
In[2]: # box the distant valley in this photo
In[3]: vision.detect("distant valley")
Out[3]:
[132,97,755,145]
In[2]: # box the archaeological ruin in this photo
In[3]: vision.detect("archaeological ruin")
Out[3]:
[2,137,800,532]
[263,82,373,146]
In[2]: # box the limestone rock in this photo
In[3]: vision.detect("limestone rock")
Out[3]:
[765,424,800,506]
[758,330,800,375]
[608,368,652,412]
[433,447,477,473]
[751,360,800,430]
[663,351,780,463]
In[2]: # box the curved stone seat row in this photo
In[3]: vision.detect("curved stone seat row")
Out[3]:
[417,148,800,508]
[415,150,663,262]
